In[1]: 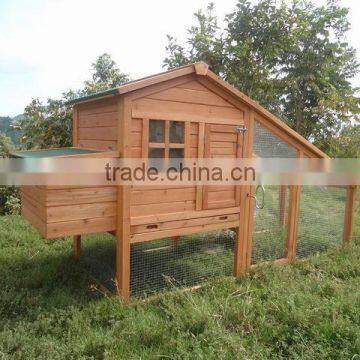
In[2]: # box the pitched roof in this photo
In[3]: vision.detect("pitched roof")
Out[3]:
[69,62,328,158]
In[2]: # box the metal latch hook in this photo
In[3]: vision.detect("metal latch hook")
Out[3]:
[247,185,265,209]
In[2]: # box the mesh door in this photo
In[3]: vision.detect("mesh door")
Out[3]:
[251,121,297,264]
[296,186,346,258]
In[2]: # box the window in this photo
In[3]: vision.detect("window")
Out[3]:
[149,120,185,168]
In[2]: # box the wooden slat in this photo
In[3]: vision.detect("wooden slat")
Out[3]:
[78,127,117,141]
[46,186,117,206]
[22,203,47,237]
[196,122,205,211]
[78,97,118,115]
[132,98,243,124]
[21,186,46,204]
[177,80,208,91]
[47,202,116,223]
[208,190,235,202]
[78,112,117,128]
[210,132,237,142]
[131,187,196,205]
[131,213,239,234]
[131,220,240,243]
[21,192,47,221]
[131,200,195,217]
[131,206,240,225]
[184,121,191,158]
[132,118,143,132]
[141,118,149,159]
[165,120,170,158]
[205,199,236,209]
[202,124,211,209]
[147,86,234,108]
[47,216,116,238]
[78,140,117,151]
[190,122,199,135]
[73,105,78,146]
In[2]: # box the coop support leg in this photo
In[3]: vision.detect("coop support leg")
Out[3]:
[173,236,180,248]
[116,185,131,302]
[285,185,301,261]
[234,185,255,276]
[73,235,81,260]
[343,186,358,242]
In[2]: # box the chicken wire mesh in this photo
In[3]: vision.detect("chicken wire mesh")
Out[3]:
[296,186,346,258]
[251,185,289,264]
[82,231,235,298]
[251,121,296,264]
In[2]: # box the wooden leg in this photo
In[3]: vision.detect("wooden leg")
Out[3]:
[73,235,81,260]
[116,226,131,301]
[173,236,180,248]
[343,186,358,242]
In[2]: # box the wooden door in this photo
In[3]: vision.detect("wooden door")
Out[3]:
[202,123,244,209]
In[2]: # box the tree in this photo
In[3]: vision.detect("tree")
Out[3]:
[164,3,225,75]
[17,53,129,149]
[316,125,360,157]
[83,53,130,95]
[164,0,360,143]
[0,134,19,215]
[0,133,14,157]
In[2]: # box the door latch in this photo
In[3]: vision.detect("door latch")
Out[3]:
[236,125,247,134]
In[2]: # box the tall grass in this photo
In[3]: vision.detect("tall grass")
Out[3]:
[0,215,360,359]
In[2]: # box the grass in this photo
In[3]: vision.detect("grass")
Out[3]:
[0,211,360,359]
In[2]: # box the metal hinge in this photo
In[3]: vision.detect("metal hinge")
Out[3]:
[236,125,247,134]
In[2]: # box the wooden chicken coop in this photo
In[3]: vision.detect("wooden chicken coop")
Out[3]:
[16,62,358,300]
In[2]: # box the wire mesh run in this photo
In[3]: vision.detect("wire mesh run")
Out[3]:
[251,185,289,264]
[130,231,234,297]
[251,121,296,264]
[83,231,235,298]
[296,186,346,258]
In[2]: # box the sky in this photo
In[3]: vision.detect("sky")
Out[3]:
[0,0,359,117]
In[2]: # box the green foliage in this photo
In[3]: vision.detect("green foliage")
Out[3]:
[0,134,20,215]
[0,117,20,143]
[316,124,360,157]
[83,53,130,95]
[0,187,20,216]
[0,133,14,157]
[16,97,73,150]
[0,215,360,358]
[164,3,225,74]
[18,53,129,150]
[164,0,360,144]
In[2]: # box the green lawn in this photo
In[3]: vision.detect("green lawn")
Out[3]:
[0,212,360,359]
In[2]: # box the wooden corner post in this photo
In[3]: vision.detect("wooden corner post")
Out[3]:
[343,186,358,243]
[116,96,132,301]
[234,109,255,277]
[285,150,302,261]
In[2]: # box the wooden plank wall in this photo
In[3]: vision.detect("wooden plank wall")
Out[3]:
[76,97,118,151]
[129,80,244,221]
[21,185,117,238]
